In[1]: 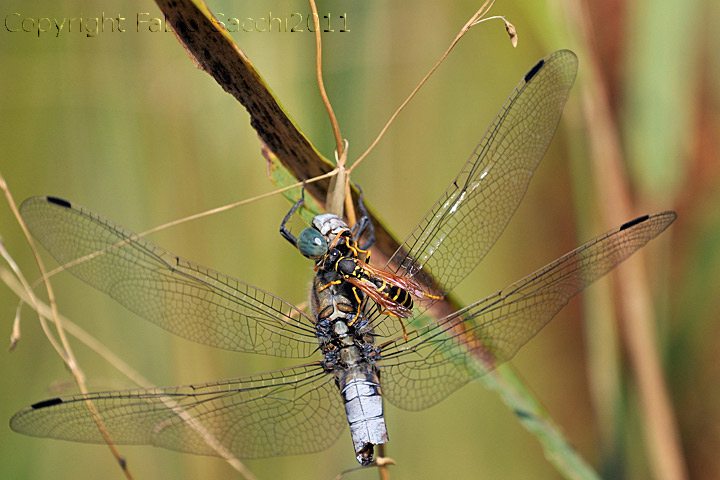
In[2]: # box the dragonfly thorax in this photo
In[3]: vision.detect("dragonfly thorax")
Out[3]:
[312,213,351,241]
[313,272,379,373]
[317,312,379,370]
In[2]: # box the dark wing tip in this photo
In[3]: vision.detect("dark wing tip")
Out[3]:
[46,196,72,209]
[524,58,545,82]
[620,214,650,231]
[619,211,677,232]
[30,397,64,409]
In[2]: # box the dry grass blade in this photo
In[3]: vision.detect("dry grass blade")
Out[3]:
[1,265,258,480]
[36,174,334,284]
[1,189,262,479]
[0,174,134,480]
[2,268,153,387]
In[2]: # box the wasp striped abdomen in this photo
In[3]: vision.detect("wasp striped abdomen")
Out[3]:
[331,255,417,318]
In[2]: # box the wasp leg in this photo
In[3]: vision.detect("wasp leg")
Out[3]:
[363,249,371,265]
[346,240,371,264]
[399,319,408,341]
[318,278,342,292]
[351,285,364,305]
[329,232,351,251]
[347,286,367,327]
[422,292,444,300]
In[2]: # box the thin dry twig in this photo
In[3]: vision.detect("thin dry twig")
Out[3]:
[36,172,336,284]
[309,0,343,158]
[308,0,350,217]
[0,174,134,480]
[375,444,393,480]
[1,266,258,480]
[349,0,499,173]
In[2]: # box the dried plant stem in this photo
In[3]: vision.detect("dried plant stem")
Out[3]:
[2,268,151,386]
[308,0,351,219]
[309,0,343,158]
[2,239,60,355]
[376,444,392,480]
[565,2,689,479]
[350,0,496,173]
[0,174,134,480]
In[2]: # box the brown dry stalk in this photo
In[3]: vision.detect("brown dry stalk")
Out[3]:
[309,0,343,158]
[565,1,689,479]
[0,174,134,480]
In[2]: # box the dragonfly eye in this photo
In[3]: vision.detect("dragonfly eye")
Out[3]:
[298,227,328,259]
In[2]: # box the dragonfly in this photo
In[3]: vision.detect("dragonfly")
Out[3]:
[10,50,676,467]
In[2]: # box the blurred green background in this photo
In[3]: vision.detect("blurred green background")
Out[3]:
[1,0,718,479]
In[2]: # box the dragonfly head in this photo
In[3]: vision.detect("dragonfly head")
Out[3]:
[297,214,350,259]
[297,228,328,259]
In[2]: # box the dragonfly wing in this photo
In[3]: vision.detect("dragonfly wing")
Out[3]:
[20,196,317,357]
[10,364,345,458]
[379,212,676,411]
[387,50,578,299]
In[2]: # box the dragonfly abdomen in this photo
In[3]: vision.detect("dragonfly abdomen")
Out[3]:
[337,368,388,466]
[312,271,388,465]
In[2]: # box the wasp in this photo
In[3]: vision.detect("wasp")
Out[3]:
[320,247,442,319]
[280,186,442,324]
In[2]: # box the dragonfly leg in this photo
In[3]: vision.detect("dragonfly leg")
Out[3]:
[279,181,306,248]
[351,185,376,250]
